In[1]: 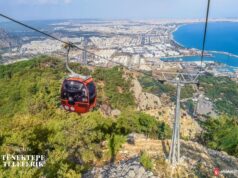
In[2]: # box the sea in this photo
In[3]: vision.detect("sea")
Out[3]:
[163,22,238,71]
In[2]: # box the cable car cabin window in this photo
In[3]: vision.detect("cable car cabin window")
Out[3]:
[61,80,88,103]
[87,82,96,104]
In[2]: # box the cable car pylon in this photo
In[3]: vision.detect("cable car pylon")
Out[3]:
[154,72,199,165]
[155,0,211,166]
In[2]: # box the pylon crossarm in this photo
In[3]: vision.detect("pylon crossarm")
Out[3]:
[154,72,200,84]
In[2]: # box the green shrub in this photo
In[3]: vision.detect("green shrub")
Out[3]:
[108,134,126,162]
[93,67,135,110]
[139,152,153,170]
[116,111,171,139]
[200,115,238,157]
[139,76,175,99]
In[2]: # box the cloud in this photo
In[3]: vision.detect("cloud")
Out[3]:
[17,0,72,5]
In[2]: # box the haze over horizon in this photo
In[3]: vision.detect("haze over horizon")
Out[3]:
[0,0,238,21]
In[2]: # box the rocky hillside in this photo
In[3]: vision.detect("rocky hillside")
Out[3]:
[131,78,162,111]
[144,107,202,140]
[84,157,156,178]
[0,56,237,178]
[131,78,202,140]
[86,134,238,178]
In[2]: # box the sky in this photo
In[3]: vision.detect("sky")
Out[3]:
[0,0,238,21]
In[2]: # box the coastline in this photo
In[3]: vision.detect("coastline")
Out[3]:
[209,50,238,58]
[170,22,238,67]
[1,20,238,69]
[170,24,186,48]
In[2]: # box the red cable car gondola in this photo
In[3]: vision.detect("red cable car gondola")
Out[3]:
[61,43,97,113]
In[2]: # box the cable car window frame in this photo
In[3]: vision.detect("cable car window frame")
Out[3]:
[87,82,96,104]
[63,80,84,93]
[61,80,88,103]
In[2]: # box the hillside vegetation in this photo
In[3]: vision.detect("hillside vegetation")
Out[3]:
[0,56,171,177]
[199,74,238,117]
[139,75,195,101]
[139,73,238,158]
[200,115,238,157]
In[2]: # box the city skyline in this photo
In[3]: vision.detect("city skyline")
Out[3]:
[0,0,238,21]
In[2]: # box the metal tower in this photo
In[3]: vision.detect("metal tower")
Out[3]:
[82,38,88,65]
[154,71,199,165]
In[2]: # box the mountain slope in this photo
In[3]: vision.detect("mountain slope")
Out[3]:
[0,56,237,178]
[0,56,171,177]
